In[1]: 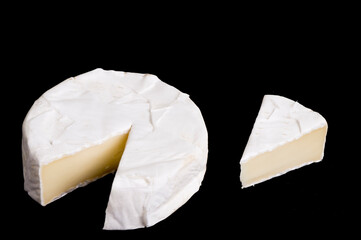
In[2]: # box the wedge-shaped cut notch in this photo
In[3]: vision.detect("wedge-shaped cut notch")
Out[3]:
[41,132,129,205]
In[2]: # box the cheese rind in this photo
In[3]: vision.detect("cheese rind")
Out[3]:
[240,95,327,188]
[22,69,208,229]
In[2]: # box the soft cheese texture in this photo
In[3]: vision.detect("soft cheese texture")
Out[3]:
[22,68,208,229]
[240,95,327,188]
[41,132,129,205]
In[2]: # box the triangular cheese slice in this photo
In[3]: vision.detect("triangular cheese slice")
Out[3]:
[240,95,328,188]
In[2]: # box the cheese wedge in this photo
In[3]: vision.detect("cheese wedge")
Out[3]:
[240,95,327,188]
[22,68,208,229]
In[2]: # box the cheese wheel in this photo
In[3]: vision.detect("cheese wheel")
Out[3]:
[22,68,208,229]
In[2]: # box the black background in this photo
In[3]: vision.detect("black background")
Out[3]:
[5,3,357,238]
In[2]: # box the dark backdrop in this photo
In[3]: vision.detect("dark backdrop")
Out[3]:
[5,4,356,238]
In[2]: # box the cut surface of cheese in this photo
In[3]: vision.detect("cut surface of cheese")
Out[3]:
[22,68,208,229]
[240,95,327,188]
[41,132,129,205]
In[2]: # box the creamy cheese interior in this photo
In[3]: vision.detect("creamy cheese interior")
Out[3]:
[41,132,129,205]
[241,126,327,188]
